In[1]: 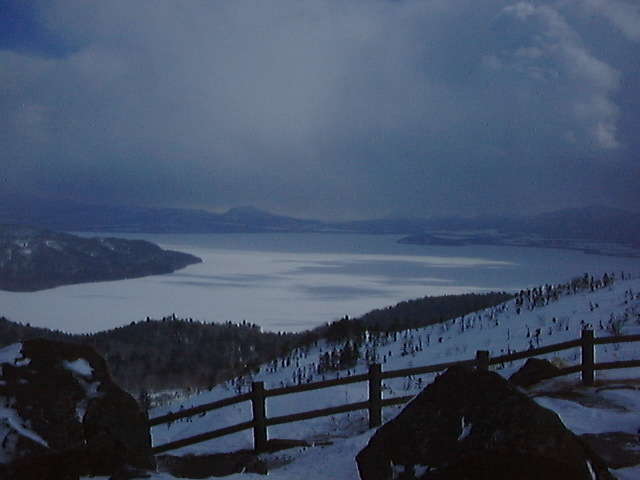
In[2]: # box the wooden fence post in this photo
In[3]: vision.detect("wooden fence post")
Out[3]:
[581,329,595,386]
[251,381,267,451]
[476,350,490,371]
[368,363,382,428]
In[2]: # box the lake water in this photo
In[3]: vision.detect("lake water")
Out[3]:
[1,233,639,334]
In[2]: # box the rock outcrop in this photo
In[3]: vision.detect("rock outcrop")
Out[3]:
[356,366,612,480]
[509,358,561,387]
[0,339,154,479]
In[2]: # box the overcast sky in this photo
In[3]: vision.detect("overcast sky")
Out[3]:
[1,0,639,219]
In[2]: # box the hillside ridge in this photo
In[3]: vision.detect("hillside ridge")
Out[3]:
[0,292,512,393]
[1,194,639,248]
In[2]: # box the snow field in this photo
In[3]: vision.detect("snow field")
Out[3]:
[147,273,640,478]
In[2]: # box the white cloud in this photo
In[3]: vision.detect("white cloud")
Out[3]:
[502,2,621,150]
[580,0,640,41]
[503,2,537,19]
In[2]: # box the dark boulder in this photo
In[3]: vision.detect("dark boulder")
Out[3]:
[0,339,154,478]
[509,358,561,387]
[356,366,612,480]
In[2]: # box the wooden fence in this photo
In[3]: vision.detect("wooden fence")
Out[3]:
[149,329,640,454]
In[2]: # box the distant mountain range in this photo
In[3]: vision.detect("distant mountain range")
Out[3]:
[0,225,201,291]
[399,206,640,252]
[0,194,638,247]
[0,194,324,233]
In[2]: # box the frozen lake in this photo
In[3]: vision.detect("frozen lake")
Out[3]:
[1,233,639,334]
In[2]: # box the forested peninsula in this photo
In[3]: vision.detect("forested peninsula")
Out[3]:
[0,225,201,291]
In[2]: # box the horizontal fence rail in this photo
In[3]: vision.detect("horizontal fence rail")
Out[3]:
[595,334,640,345]
[489,339,582,365]
[266,400,370,427]
[152,420,254,454]
[595,359,640,371]
[265,373,370,398]
[149,392,252,427]
[149,329,640,454]
[379,358,477,380]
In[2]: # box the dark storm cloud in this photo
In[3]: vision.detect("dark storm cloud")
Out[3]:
[1,0,639,219]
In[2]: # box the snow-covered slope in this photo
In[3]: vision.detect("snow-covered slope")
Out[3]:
[147,272,640,479]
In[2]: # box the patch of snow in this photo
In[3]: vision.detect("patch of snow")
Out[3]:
[0,343,23,365]
[74,402,88,423]
[15,357,30,367]
[75,379,101,422]
[534,396,640,435]
[63,358,93,377]
[586,460,596,480]
[0,403,49,454]
[457,416,472,441]
[614,465,640,479]
[61,359,100,422]
[227,430,375,480]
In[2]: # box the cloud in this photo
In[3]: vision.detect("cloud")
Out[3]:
[501,2,621,149]
[1,0,638,218]
[580,0,640,41]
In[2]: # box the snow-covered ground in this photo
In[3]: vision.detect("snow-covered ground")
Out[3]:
[102,272,640,478]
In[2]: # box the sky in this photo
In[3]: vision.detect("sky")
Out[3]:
[1,0,639,220]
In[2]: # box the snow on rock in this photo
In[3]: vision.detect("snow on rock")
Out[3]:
[0,343,29,367]
[63,358,94,377]
[0,404,49,464]
[0,339,154,478]
[0,344,23,365]
[457,416,472,441]
[62,357,100,421]
[0,343,46,464]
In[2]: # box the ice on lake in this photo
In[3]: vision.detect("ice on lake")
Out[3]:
[1,233,639,334]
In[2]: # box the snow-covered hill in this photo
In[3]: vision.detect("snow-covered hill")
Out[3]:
[144,272,640,479]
